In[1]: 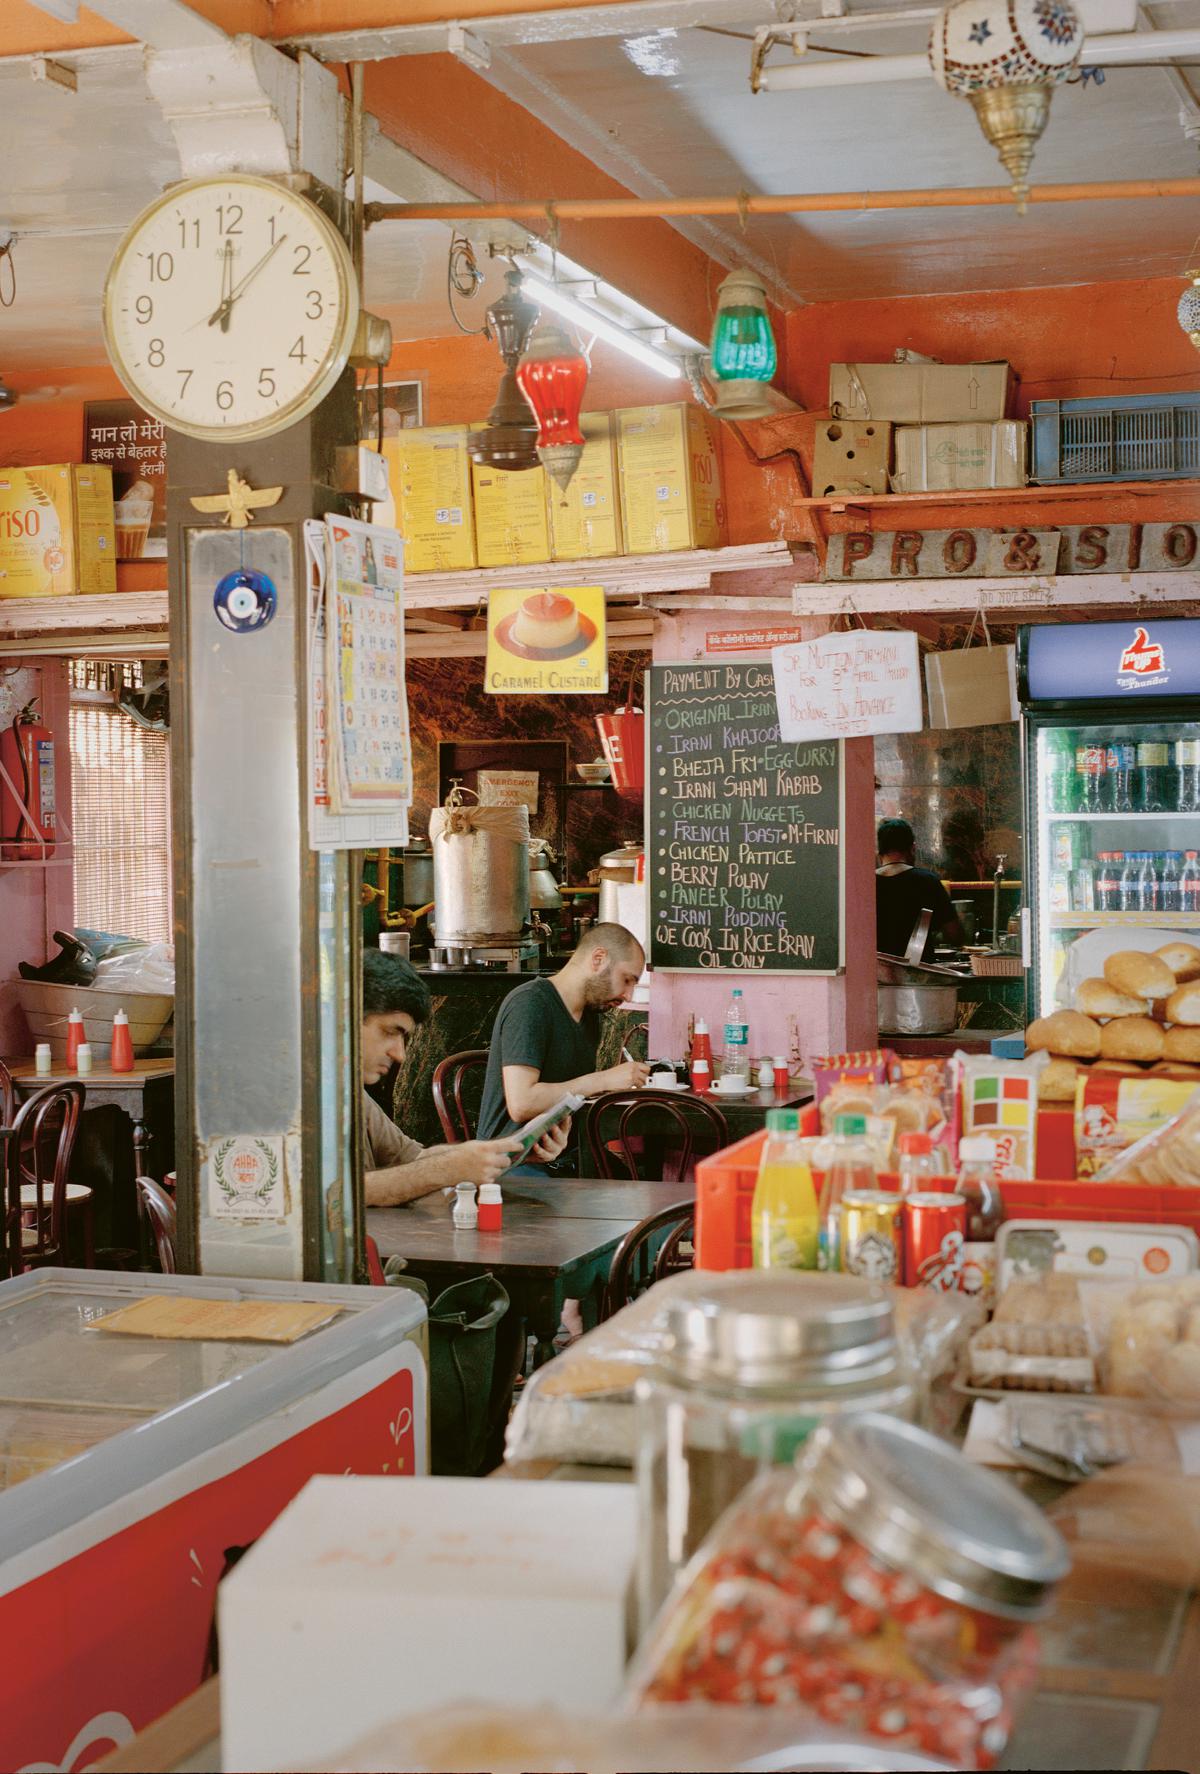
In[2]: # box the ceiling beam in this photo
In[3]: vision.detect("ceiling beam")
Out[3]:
[74,0,226,50]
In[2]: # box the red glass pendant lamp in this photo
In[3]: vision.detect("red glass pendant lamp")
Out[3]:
[516,320,589,495]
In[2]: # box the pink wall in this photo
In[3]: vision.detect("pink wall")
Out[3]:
[647,612,876,1072]
[0,659,73,1056]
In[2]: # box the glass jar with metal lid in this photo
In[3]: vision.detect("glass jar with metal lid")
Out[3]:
[634,1413,1068,1767]
[634,1271,915,1633]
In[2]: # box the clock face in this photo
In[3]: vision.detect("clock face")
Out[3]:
[103,175,360,442]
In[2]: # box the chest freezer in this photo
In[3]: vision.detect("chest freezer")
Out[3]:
[0,1266,427,1774]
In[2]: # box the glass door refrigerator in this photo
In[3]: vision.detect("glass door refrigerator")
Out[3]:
[1018,618,1200,1019]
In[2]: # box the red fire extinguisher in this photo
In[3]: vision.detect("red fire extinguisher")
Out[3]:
[0,701,56,861]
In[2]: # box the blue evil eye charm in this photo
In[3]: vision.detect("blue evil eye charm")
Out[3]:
[213,567,277,633]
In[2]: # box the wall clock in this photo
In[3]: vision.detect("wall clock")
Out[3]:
[102,174,360,443]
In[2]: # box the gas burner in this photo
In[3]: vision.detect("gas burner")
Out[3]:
[427,940,540,973]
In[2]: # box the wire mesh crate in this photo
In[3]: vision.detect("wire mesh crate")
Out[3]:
[1030,393,1200,484]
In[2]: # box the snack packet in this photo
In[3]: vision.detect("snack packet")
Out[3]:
[956,1053,1045,1181]
[1092,1084,1200,1187]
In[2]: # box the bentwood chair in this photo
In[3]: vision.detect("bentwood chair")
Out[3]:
[432,1048,489,1144]
[135,1175,177,1274]
[6,1080,90,1270]
[582,1090,730,1188]
[603,1198,695,1319]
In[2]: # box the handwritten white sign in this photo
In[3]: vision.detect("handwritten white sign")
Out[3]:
[771,629,923,741]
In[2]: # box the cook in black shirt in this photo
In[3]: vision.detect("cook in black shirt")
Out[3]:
[875,819,965,961]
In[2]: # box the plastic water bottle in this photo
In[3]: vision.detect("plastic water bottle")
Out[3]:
[1182,851,1200,918]
[817,1112,876,1272]
[1136,851,1160,913]
[897,1131,940,1194]
[1162,851,1184,915]
[751,1108,819,1271]
[722,988,750,1086]
[1118,852,1141,913]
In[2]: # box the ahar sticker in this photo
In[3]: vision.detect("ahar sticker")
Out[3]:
[207,1134,286,1222]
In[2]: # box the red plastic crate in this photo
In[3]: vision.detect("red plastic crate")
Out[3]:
[695,1127,1200,1271]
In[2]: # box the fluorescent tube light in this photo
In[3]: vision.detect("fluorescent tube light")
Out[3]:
[28,1,81,21]
[521,272,684,380]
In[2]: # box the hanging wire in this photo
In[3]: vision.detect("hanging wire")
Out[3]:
[0,240,16,310]
[447,232,489,336]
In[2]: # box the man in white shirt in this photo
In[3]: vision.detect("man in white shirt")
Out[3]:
[362,948,567,1206]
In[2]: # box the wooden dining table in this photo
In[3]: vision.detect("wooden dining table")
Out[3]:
[366,1175,690,1365]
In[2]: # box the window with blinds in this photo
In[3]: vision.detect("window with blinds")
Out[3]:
[69,701,172,945]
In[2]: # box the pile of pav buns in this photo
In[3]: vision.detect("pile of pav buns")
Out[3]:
[1026,942,1200,1102]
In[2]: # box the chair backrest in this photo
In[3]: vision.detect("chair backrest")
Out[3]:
[135,1175,177,1274]
[7,1080,85,1264]
[0,1060,15,1132]
[582,1090,730,1185]
[431,1048,490,1144]
[603,1198,695,1320]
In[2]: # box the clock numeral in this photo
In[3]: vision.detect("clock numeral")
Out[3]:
[293,244,312,277]
[258,368,277,399]
[216,380,235,411]
[177,217,200,249]
[177,369,193,398]
[135,295,153,325]
[289,335,307,364]
[268,214,280,246]
[305,289,324,321]
[148,338,166,368]
[217,203,243,237]
[146,251,174,284]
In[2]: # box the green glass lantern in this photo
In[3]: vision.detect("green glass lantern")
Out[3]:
[710,268,777,383]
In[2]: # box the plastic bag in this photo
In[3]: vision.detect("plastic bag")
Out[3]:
[505,1271,979,1469]
[308,1703,955,1773]
[1093,1086,1200,1187]
[1090,1275,1200,1404]
[627,1465,1043,1771]
[92,942,175,993]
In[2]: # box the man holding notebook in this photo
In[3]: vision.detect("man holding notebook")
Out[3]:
[477,923,649,1176]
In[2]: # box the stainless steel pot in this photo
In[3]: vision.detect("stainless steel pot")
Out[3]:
[430,794,530,945]
[400,838,434,909]
[528,839,563,911]
[595,840,643,924]
[877,952,961,1037]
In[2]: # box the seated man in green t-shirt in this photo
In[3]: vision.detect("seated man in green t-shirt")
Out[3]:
[477,923,649,1175]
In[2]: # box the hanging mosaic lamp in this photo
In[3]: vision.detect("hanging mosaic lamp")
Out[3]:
[516,319,589,495]
[1178,273,1200,353]
[929,0,1084,209]
[468,267,542,472]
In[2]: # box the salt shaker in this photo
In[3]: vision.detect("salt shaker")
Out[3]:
[76,1043,93,1076]
[756,1058,774,1089]
[35,1043,52,1076]
[452,1181,478,1229]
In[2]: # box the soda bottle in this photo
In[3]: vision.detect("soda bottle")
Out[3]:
[1135,738,1169,813]
[1119,852,1142,913]
[897,1130,940,1194]
[752,1108,819,1270]
[1111,740,1135,813]
[1045,731,1076,813]
[1096,853,1121,913]
[1091,740,1112,815]
[1182,851,1200,918]
[1175,736,1200,814]
[722,987,750,1086]
[1161,851,1184,915]
[956,1137,1004,1240]
[817,1112,876,1272]
[1074,741,1095,813]
[1137,851,1160,913]
[1071,858,1096,913]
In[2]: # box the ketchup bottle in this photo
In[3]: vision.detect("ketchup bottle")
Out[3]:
[691,1018,713,1065]
[65,1008,84,1072]
[110,1008,134,1073]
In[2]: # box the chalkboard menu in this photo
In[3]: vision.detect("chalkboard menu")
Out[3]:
[647,662,843,974]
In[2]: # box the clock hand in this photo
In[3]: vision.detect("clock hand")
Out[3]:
[208,234,288,329]
[218,240,233,335]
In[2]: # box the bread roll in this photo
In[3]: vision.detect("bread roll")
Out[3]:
[1151,1059,1200,1078]
[1157,941,1200,983]
[1038,1056,1080,1102]
[1075,976,1148,1019]
[1164,1025,1200,1064]
[1166,981,1200,1027]
[1094,1059,1143,1075]
[1099,1015,1165,1062]
[1104,949,1177,1002]
[1025,1009,1101,1059]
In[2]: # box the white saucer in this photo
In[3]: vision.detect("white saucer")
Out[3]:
[648,1077,689,1092]
[710,1081,754,1097]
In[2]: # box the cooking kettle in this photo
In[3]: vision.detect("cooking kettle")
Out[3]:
[594,840,643,925]
[528,839,563,911]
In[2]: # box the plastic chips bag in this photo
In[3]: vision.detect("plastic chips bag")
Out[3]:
[1093,1086,1200,1187]
[505,1272,979,1469]
[627,1465,1043,1771]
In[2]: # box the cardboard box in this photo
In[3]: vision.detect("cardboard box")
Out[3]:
[811,418,892,497]
[891,420,1028,493]
[550,411,623,561]
[0,464,115,598]
[829,361,1016,424]
[220,1474,638,1772]
[381,426,475,573]
[471,431,552,568]
[925,642,1019,729]
[616,403,725,554]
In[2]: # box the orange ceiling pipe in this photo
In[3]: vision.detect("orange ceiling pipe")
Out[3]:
[367,177,1200,224]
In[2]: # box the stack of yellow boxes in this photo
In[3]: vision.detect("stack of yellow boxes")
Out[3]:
[377,403,725,572]
[0,465,116,598]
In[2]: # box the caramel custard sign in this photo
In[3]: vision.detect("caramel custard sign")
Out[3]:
[826,524,1200,580]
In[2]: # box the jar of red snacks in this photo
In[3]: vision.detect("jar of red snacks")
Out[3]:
[634,1273,915,1636]
[632,1413,1068,1771]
